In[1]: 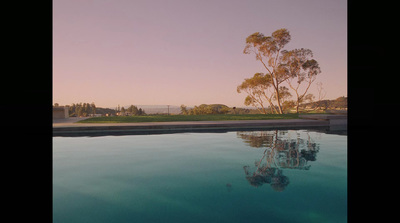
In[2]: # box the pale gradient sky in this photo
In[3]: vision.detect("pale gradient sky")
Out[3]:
[53,0,347,108]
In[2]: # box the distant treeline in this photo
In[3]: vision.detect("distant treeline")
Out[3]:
[54,102,115,117]
[53,102,147,117]
[180,104,259,115]
[53,97,346,118]
[119,105,146,116]
[180,104,229,115]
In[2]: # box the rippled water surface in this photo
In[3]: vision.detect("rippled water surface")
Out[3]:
[53,130,347,223]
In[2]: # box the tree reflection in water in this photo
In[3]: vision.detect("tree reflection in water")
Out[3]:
[238,130,319,192]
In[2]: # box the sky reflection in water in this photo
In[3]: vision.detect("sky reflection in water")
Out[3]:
[53,130,347,223]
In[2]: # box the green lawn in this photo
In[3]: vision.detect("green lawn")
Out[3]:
[77,114,301,123]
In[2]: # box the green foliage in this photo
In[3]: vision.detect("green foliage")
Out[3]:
[68,102,98,117]
[126,105,146,116]
[181,104,230,115]
[180,104,189,115]
[237,73,273,114]
[65,102,148,117]
[244,96,255,106]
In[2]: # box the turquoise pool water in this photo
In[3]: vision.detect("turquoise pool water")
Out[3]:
[53,129,347,223]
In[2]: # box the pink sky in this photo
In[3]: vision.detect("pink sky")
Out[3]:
[53,0,347,108]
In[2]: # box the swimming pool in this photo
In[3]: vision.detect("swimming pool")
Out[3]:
[53,129,347,223]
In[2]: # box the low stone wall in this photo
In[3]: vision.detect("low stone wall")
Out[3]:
[53,119,330,137]
[299,114,347,126]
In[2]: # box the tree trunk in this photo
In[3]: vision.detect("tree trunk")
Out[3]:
[262,93,279,114]
[260,100,268,114]
[273,86,284,114]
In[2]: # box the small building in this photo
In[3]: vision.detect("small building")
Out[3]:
[53,106,69,119]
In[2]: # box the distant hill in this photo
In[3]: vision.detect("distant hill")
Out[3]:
[300,97,347,110]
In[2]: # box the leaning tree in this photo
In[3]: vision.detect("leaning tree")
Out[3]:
[241,28,321,114]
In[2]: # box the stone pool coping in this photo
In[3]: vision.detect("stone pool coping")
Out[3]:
[53,115,347,137]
